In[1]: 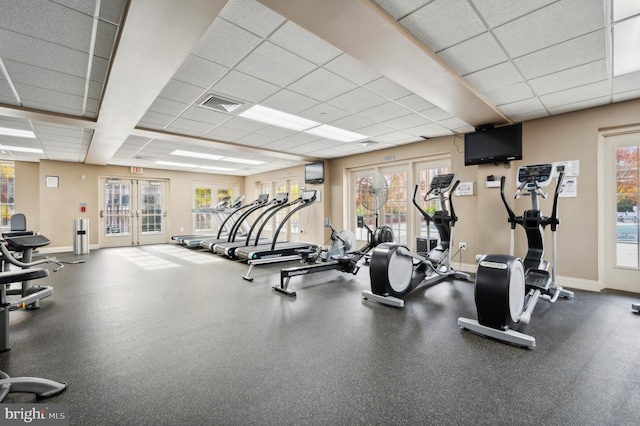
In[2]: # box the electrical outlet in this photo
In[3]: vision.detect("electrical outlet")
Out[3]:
[459,242,467,251]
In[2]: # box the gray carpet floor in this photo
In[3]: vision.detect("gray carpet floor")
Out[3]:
[1,244,639,425]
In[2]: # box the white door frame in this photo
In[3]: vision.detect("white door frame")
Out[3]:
[598,124,640,291]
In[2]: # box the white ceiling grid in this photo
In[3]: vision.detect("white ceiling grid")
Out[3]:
[0,0,638,175]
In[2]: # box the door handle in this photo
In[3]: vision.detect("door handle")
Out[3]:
[100,210,104,218]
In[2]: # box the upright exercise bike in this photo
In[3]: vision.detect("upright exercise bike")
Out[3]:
[458,164,574,348]
[362,173,471,308]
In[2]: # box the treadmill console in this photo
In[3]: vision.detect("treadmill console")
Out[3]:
[518,164,553,188]
[230,195,245,208]
[430,173,456,192]
[274,192,289,204]
[301,190,317,203]
[256,193,270,204]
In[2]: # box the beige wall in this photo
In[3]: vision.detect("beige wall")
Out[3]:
[15,160,243,249]
[12,98,640,290]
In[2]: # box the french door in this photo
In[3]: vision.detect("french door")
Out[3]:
[100,178,168,247]
[601,126,640,292]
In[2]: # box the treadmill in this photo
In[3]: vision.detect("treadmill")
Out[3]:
[234,190,318,261]
[214,192,290,258]
[171,195,234,244]
[180,195,246,247]
[200,193,271,252]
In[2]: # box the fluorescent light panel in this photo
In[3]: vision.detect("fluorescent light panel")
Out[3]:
[613,0,640,21]
[239,105,319,131]
[155,160,198,168]
[0,145,43,153]
[304,124,367,142]
[0,127,36,138]
[613,15,640,76]
[172,149,223,160]
[199,165,236,171]
[170,150,265,165]
[221,157,264,165]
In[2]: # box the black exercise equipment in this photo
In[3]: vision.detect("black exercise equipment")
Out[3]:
[458,164,574,348]
[362,173,471,308]
[273,218,393,297]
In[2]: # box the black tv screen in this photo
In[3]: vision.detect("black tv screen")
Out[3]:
[464,123,522,166]
[304,161,324,184]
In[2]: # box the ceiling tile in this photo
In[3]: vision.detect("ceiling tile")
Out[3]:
[15,83,84,114]
[157,79,206,105]
[203,126,251,141]
[356,123,396,137]
[359,102,413,122]
[288,68,358,102]
[529,60,608,95]
[324,54,382,86]
[0,29,89,77]
[364,77,413,100]
[493,0,604,58]
[148,97,189,117]
[327,87,386,113]
[138,111,175,129]
[0,1,93,52]
[372,0,430,20]
[464,61,523,92]
[211,70,280,103]
[299,103,351,124]
[173,55,230,89]
[237,133,277,147]
[394,93,436,111]
[485,82,534,106]
[328,114,377,131]
[236,42,317,87]
[471,0,557,28]
[547,95,610,114]
[420,106,454,121]
[437,32,508,76]
[219,0,286,38]
[383,113,435,130]
[514,30,606,79]
[404,122,453,138]
[99,0,128,24]
[269,21,342,65]
[539,80,610,108]
[180,106,232,127]
[94,20,118,59]
[165,118,215,136]
[260,89,320,114]
[400,0,486,52]
[192,18,262,68]
[498,97,546,116]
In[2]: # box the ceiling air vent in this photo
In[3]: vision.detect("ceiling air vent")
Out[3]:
[358,140,380,147]
[198,94,243,113]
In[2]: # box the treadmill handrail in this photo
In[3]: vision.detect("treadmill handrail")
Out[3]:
[252,197,300,246]
[243,195,290,246]
[269,195,317,250]
[225,196,270,241]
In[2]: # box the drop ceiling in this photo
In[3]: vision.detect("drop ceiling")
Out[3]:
[0,0,638,176]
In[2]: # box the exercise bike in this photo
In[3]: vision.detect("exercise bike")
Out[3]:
[362,173,471,308]
[274,218,393,297]
[458,164,574,348]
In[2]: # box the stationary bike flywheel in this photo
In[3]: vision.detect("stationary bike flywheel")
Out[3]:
[335,230,357,253]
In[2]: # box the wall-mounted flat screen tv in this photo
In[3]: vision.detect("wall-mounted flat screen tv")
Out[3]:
[304,161,324,184]
[464,123,522,166]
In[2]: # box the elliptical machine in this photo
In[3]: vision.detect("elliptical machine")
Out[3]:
[362,173,471,308]
[458,164,574,348]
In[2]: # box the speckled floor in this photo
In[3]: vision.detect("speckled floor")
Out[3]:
[1,244,639,425]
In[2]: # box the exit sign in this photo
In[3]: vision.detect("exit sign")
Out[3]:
[130,167,143,174]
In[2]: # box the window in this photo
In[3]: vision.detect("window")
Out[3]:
[0,163,15,228]
[349,156,451,247]
[616,144,639,268]
[193,185,235,233]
